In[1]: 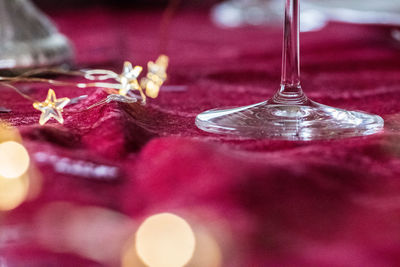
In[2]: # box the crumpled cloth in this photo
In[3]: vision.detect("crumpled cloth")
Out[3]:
[1,7,400,267]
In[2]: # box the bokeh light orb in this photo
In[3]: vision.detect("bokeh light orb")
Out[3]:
[188,229,222,267]
[0,173,29,211]
[0,141,30,179]
[136,213,196,267]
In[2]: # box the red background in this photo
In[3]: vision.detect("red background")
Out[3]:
[2,2,400,266]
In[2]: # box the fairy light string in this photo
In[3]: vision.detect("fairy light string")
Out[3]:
[0,55,169,125]
[0,0,182,126]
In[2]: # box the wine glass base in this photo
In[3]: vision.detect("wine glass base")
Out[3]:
[196,100,384,140]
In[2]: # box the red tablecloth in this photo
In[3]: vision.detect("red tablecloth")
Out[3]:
[1,6,400,267]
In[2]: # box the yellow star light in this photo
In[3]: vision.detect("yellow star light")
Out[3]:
[33,89,70,125]
[141,55,169,99]
[117,61,144,97]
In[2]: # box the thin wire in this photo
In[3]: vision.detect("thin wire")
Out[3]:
[86,99,109,110]
[14,77,80,87]
[76,82,122,90]
[1,76,101,90]
[0,1,178,112]
[0,82,37,102]
[16,67,84,78]
[159,0,182,54]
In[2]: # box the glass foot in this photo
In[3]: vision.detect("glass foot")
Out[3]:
[196,100,384,140]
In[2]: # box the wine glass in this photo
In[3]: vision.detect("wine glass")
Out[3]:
[196,0,384,140]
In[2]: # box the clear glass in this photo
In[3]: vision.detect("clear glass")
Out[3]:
[0,0,73,70]
[196,0,384,140]
[303,0,400,26]
[211,0,327,32]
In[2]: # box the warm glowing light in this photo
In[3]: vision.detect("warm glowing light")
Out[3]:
[141,54,169,99]
[33,89,70,125]
[135,213,196,267]
[0,122,22,143]
[0,173,29,211]
[0,125,32,210]
[188,229,222,267]
[121,240,146,267]
[0,141,30,179]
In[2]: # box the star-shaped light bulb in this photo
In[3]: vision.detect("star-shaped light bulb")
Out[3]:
[149,55,169,79]
[33,89,70,125]
[117,61,143,96]
[141,55,169,99]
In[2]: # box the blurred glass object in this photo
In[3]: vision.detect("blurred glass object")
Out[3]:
[303,0,400,26]
[0,0,73,71]
[212,0,327,31]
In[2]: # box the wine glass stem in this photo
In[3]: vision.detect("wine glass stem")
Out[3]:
[274,0,306,104]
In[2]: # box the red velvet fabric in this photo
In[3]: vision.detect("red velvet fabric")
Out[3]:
[1,7,400,266]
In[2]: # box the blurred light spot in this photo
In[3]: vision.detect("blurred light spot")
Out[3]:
[392,29,400,42]
[187,228,222,267]
[212,2,244,28]
[121,239,146,267]
[35,202,75,253]
[0,122,21,143]
[0,141,30,179]
[66,206,134,264]
[0,124,36,210]
[35,202,134,265]
[0,173,29,211]
[211,1,327,31]
[135,213,196,267]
